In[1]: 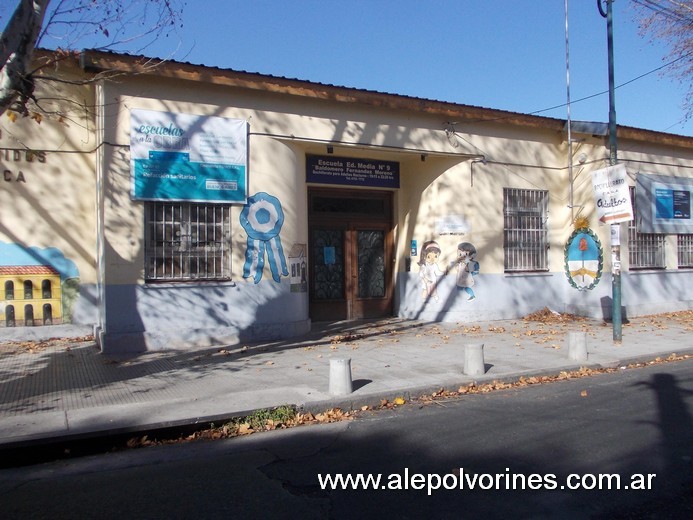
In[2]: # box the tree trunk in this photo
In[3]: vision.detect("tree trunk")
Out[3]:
[0,0,51,116]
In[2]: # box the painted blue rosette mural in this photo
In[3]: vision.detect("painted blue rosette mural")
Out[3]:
[240,192,289,283]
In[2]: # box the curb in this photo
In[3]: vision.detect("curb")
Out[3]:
[2,350,690,455]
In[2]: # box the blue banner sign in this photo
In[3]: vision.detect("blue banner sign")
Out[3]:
[131,109,248,203]
[307,155,399,188]
[636,173,693,233]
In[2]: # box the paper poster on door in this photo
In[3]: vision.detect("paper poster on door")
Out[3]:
[324,246,336,265]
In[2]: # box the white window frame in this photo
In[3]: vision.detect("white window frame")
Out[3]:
[144,201,232,282]
[503,188,549,272]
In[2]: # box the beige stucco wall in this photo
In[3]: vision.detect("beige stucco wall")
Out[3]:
[0,63,97,286]
[5,52,690,347]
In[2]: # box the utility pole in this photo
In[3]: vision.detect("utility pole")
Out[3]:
[598,0,622,342]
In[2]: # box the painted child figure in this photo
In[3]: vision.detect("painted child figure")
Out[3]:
[418,240,444,301]
[454,242,479,301]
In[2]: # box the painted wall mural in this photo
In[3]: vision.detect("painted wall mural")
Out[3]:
[0,241,80,326]
[417,240,482,304]
[564,219,603,291]
[240,192,289,283]
[453,242,480,301]
[418,240,444,301]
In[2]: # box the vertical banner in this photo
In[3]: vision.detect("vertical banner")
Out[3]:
[131,109,248,203]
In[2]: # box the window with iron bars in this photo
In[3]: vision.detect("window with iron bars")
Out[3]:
[628,187,665,269]
[503,188,549,271]
[144,202,231,281]
[678,234,693,268]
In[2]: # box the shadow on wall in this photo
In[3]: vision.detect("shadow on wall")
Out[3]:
[399,266,567,324]
[100,201,305,353]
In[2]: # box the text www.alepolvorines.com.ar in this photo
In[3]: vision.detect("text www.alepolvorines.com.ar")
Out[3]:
[318,468,656,496]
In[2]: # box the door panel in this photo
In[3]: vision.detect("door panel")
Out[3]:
[310,228,346,321]
[352,226,390,319]
[357,230,385,298]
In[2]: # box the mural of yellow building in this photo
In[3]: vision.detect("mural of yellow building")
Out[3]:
[0,266,62,327]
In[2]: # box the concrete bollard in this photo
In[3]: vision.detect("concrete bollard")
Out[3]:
[329,357,353,396]
[464,343,486,376]
[567,331,588,361]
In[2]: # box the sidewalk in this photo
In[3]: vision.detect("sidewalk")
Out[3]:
[0,310,691,450]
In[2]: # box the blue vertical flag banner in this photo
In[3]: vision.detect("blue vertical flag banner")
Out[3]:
[131,109,248,203]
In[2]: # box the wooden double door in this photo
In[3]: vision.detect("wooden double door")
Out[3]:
[308,189,393,321]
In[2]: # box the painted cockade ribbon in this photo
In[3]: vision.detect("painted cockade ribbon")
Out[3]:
[240,192,288,283]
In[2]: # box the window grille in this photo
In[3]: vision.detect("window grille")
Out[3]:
[678,234,693,268]
[628,187,665,269]
[144,201,231,281]
[503,188,549,271]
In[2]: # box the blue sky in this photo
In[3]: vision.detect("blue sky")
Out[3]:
[5,0,691,136]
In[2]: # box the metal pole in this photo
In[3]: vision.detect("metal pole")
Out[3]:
[565,0,574,222]
[599,0,622,342]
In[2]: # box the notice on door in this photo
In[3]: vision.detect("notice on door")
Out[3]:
[307,155,399,188]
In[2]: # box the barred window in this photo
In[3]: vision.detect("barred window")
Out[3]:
[628,187,665,269]
[145,202,232,282]
[678,234,693,268]
[503,188,549,271]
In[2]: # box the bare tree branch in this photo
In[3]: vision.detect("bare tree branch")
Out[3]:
[631,0,693,122]
[0,0,183,119]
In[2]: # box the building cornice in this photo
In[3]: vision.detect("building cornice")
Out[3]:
[61,49,693,150]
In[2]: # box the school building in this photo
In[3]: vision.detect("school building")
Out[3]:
[1,49,691,353]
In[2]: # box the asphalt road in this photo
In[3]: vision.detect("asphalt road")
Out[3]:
[1,359,691,519]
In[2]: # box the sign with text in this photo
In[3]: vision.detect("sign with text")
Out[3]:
[307,155,399,188]
[591,164,633,225]
[131,109,248,203]
[436,215,470,235]
[635,172,693,233]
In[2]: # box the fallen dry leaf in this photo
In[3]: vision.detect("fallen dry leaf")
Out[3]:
[237,423,253,435]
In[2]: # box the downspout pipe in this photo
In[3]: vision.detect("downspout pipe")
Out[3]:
[94,79,107,350]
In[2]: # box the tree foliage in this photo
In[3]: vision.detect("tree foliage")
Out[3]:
[630,0,693,122]
[0,0,184,118]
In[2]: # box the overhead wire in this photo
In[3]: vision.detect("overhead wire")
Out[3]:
[449,50,692,125]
